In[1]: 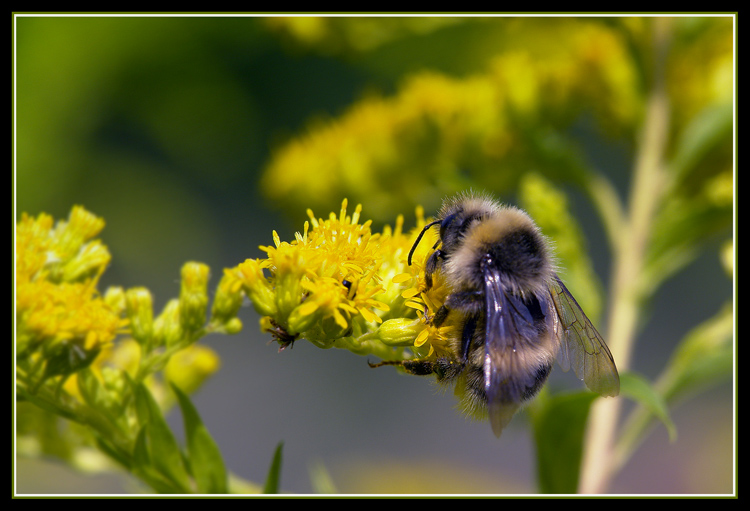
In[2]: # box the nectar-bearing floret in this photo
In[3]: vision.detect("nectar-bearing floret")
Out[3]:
[235,199,446,363]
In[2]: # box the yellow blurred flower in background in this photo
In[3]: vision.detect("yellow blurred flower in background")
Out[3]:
[260,18,654,220]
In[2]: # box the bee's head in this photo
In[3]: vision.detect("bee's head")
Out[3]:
[407,193,498,266]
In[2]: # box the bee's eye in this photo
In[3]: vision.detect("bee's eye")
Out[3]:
[439,214,456,238]
[441,212,481,239]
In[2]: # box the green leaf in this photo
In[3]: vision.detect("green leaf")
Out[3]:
[133,426,151,468]
[76,367,105,410]
[643,196,731,298]
[41,343,100,380]
[530,390,598,494]
[263,442,284,494]
[131,426,186,494]
[94,436,132,470]
[619,372,676,442]
[172,383,228,494]
[309,460,338,494]
[614,305,733,469]
[669,101,733,182]
[660,302,733,405]
[133,383,193,493]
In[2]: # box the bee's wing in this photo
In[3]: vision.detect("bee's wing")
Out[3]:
[547,274,620,397]
[483,271,551,436]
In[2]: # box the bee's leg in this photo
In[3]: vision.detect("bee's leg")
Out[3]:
[423,249,444,289]
[459,313,479,363]
[444,291,484,363]
[431,304,450,327]
[431,290,483,328]
[368,358,436,376]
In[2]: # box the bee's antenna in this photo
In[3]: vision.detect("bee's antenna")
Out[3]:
[408,219,441,266]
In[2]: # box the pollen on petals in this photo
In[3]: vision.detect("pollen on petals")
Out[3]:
[236,199,450,361]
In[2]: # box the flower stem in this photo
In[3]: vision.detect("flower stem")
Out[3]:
[578,17,673,494]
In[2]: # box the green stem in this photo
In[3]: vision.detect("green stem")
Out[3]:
[578,17,673,494]
[134,328,205,382]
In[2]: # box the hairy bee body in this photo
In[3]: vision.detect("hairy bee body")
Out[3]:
[391,193,620,437]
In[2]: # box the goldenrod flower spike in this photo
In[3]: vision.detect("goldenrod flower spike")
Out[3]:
[16,205,233,420]
[237,199,454,367]
[15,206,249,494]
[15,208,126,383]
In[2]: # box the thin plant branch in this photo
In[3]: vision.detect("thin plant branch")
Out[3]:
[578,17,673,494]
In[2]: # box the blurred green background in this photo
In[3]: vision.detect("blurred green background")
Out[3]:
[14,14,734,494]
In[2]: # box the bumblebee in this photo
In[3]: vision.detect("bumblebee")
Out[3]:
[375,193,619,437]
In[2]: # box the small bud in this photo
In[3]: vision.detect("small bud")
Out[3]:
[153,299,183,347]
[221,317,243,335]
[52,206,106,261]
[68,205,106,241]
[235,259,278,317]
[179,262,209,333]
[103,286,126,314]
[211,269,244,324]
[61,240,111,282]
[125,287,154,344]
[376,318,422,346]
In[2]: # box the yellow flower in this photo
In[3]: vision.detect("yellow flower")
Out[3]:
[237,200,393,345]
[15,208,126,366]
[261,72,508,220]
[165,343,221,396]
[15,212,54,284]
[17,280,123,353]
[237,199,460,366]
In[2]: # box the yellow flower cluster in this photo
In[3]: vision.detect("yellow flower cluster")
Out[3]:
[15,207,224,406]
[261,18,645,220]
[261,71,508,220]
[15,206,233,486]
[234,199,458,363]
[264,16,465,53]
[15,207,125,364]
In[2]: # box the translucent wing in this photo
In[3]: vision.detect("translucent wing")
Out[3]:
[483,269,555,436]
[547,274,620,397]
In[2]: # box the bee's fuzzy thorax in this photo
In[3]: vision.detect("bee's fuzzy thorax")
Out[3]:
[442,201,555,299]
